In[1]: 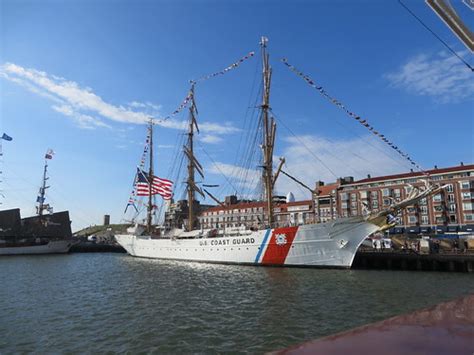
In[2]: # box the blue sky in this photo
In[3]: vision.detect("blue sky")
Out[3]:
[1,0,473,230]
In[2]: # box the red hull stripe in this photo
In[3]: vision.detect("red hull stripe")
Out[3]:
[261,226,298,265]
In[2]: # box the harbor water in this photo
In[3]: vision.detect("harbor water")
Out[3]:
[1,253,473,354]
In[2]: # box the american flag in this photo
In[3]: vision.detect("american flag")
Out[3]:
[135,168,173,200]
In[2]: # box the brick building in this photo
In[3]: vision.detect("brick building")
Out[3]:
[196,163,474,233]
[335,164,474,233]
[198,199,314,229]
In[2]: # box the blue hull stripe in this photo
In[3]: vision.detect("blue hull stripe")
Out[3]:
[254,229,271,263]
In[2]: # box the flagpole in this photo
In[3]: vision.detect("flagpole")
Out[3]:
[147,119,154,233]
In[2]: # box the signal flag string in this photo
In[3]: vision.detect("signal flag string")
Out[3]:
[281,58,429,176]
[191,51,255,84]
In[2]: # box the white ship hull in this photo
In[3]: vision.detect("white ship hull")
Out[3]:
[0,240,73,256]
[116,217,380,268]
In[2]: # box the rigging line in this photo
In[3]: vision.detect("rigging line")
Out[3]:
[329,111,417,172]
[398,0,473,72]
[236,109,261,199]
[229,81,263,196]
[231,56,261,171]
[270,109,339,179]
[281,59,428,175]
[197,140,240,195]
[271,115,366,178]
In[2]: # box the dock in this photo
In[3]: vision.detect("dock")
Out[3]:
[353,250,474,272]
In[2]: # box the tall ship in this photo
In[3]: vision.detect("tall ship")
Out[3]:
[116,38,444,268]
[0,148,73,255]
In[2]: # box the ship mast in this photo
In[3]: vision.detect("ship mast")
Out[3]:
[260,36,276,226]
[37,158,49,216]
[185,83,204,231]
[146,120,154,233]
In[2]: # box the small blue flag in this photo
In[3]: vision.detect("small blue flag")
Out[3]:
[1,133,12,141]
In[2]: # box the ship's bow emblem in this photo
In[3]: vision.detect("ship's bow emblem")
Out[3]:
[275,233,287,246]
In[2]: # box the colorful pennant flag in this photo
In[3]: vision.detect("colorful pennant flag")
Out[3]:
[45,148,55,160]
[1,133,12,141]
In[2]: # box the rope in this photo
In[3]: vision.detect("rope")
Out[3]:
[270,109,339,179]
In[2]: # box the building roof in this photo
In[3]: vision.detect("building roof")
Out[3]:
[316,183,339,196]
[350,164,473,185]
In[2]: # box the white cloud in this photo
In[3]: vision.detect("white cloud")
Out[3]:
[385,51,474,103]
[199,134,223,144]
[52,104,111,129]
[199,122,240,135]
[1,62,240,138]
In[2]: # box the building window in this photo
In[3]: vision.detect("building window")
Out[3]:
[351,194,357,201]
[462,202,474,211]
[434,205,444,212]
[464,214,474,221]
[394,189,401,198]
[448,204,456,213]
[462,192,472,200]
[408,216,417,223]
[382,188,391,197]
[460,181,471,189]
[445,184,453,192]
[360,191,368,199]
[448,194,455,203]
[432,194,442,202]
[371,201,378,208]
[341,202,348,209]
[436,216,446,223]
[383,198,391,206]
[449,215,457,223]
[370,191,378,198]
[340,193,348,200]
[421,216,429,225]
[420,206,428,214]
[419,198,427,205]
